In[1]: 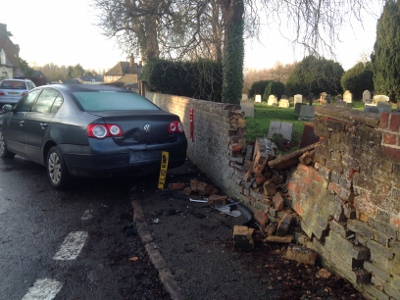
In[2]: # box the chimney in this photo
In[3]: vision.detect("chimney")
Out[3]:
[129,54,134,71]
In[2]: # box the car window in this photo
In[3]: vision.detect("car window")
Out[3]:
[0,80,26,89]
[32,88,61,113]
[14,90,41,112]
[27,81,35,90]
[50,95,63,114]
[72,91,159,112]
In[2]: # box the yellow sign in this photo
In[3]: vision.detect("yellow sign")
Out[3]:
[158,151,169,189]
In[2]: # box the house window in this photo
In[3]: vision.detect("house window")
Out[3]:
[0,49,5,65]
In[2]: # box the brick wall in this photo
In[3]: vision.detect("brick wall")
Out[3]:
[145,92,245,198]
[146,91,400,299]
[288,105,400,300]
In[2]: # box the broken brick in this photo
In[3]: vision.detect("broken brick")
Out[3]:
[190,179,200,190]
[254,210,269,230]
[285,244,318,265]
[196,181,208,194]
[263,180,277,196]
[233,225,254,251]
[168,182,186,190]
[181,187,192,196]
[265,223,277,236]
[263,235,294,243]
[272,192,284,211]
[207,195,228,205]
[276,213,293,236]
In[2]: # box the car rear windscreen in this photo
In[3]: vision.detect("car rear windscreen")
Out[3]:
[72,91,160,112]
[0,80,26,89]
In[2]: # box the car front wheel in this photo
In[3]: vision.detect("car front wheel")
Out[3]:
[47,146,72,188]
[0,130,15,158]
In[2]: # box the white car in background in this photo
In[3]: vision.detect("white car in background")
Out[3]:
[0,78,36,105]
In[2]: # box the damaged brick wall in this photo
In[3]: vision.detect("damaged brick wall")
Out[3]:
[289,105,400,300]
[145,92,246,197]
[146,91,400,299]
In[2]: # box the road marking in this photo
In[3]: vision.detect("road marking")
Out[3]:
[53,231,88,260]
[81,209,93,220]
[21,278,63,300]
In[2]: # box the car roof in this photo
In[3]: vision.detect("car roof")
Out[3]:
[47,83,130,93]
[1,78,32,82]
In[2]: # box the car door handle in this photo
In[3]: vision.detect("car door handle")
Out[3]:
[40,123,48,128]
[19,121,24,126]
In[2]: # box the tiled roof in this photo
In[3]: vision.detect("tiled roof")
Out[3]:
[104,61,141,76]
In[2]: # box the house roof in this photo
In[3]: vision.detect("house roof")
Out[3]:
[104,61,141,76]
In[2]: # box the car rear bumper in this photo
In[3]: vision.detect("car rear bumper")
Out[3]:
[59,142,187,177]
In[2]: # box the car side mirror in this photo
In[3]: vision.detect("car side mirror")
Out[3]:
[2,104,14,113]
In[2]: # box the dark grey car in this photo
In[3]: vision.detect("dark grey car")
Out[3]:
[0,84,187,188]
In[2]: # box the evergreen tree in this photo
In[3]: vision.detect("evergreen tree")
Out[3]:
[286,55,344,97]
[341,62,374,100]
[371,0,400,100]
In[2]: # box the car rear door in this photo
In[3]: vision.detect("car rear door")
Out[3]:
[24,88,63,163]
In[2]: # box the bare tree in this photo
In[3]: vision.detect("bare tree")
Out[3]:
[91,0,386,103]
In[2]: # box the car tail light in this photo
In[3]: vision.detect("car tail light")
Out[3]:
[0,90,5,96]
[87,124,124,139]
[21,92,27,96]
[168,121,184,133]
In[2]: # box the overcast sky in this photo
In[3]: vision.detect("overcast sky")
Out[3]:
[2,0,382,72]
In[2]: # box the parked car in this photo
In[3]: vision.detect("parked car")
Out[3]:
[0,78,36,105]
[0,84,187,188]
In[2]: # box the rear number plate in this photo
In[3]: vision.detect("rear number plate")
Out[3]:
[129,150,162,164]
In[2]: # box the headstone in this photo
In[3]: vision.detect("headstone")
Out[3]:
[267,121,293,142]
[242,94,248,101]
[278,99,290,108]
[298,105,315,121]
[240,101,254,118]
[299,122,319,148]
[294,94,303,104]
[326,94,332,104]
[267,95,278,106]
[377,101,392,113]
[294,103,306,115]
[255,94,262,103]
[362,90,371,103]
[307,93,314,106]
[343,90,352,103]
[373,94,389,103]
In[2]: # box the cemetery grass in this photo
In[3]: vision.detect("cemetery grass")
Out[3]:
[245,103,306,154]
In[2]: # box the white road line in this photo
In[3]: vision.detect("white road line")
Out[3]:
[21,278,63,300]
[53,231,88,260]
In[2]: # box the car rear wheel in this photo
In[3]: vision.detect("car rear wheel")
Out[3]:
[47,146,72,188]
[0,130,15,158]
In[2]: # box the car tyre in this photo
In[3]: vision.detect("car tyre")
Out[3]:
[0,130,15,158]
[47,146,72,189]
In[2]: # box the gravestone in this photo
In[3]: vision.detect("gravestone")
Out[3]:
[267,121,293,142]
[294,103,306,115]
[278,99,290,108]
[298,105,315,121]
[319,92,327,102]
[377,101,392,113]
[307,93,314,106]
[294,94,303,104]
[373,94,389,103]
[343,90,352,103]
[300,122,320,148]
[242,94,248,101]
[240,101,254,118]
[326,94,332,104]
[255,94,262,103]
[267,95,278,106]
[362,90,371,103]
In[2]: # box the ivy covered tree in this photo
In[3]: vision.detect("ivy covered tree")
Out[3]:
[371,0,400,101]
[341,61,374,100]
[286,55,344,97]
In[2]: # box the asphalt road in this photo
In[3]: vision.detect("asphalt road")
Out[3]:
[0,155,167,300]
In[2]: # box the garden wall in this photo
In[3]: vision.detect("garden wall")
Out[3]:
[289,105,400,300]
[146,91,400,300]
[145,92,245,198]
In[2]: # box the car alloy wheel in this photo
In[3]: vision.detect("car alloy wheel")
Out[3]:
[47,146,71,188]
[0,130,15,158]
